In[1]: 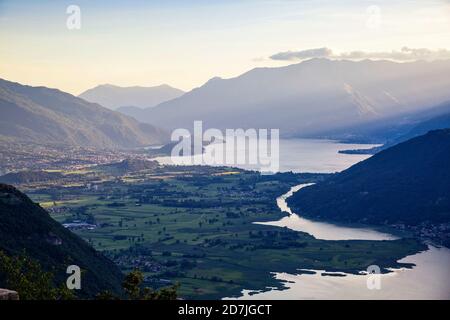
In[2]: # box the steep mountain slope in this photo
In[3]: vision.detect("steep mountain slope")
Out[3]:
[358,112,450,154]
[142,58,450,136]
[79,84,184,110]
[287,129,450,227]
[395,113,450,145]
[0,78,168,149]
[0,184,123,297]
[337,101,450,153]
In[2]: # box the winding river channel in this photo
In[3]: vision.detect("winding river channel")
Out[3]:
[257,183,397,241]
[235,185,450,299]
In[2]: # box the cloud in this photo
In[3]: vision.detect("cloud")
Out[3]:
[269,47,450,62]
[339,47,450,61]
[270,47,333,61]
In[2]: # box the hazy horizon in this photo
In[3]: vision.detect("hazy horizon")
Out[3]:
[1,0,449,95]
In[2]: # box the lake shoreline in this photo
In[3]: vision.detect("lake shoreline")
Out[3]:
[235,245,450,300]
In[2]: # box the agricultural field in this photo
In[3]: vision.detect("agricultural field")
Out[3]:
[25,164,425,299]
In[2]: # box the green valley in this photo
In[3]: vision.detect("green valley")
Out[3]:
[22,163,425,299]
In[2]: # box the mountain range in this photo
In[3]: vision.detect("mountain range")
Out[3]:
[3,58,450,150]
[79,84,184,110]
[287,129,450,229]
[0,79,168,149]
[135,58,450,137]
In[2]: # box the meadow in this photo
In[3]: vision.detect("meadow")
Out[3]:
[27,165,425,299]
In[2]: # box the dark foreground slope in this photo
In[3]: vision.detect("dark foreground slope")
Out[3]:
[0,184,123,297]
[288,129,450,227]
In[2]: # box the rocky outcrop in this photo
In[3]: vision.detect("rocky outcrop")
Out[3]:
[0,289,19,300]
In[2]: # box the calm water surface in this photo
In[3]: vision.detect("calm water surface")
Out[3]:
[257,183,397,241]
[235,246,450,300]
[153,138,379,173]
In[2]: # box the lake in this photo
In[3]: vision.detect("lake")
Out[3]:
[153,138,379,173]
[236,245,450,300]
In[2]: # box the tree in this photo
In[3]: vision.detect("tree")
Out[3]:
[122,270,143,299]
[0,251,74,300]
[95,290,118,300]
[0,253,178,300]
[121,269,178,300]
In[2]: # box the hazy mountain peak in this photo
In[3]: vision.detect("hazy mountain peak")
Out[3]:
[204,76,224,85]
[79,83,185,110]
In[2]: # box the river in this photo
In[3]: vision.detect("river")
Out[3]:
[256,183,397,241]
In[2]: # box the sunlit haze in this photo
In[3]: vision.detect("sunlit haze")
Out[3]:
[1,0,449,94]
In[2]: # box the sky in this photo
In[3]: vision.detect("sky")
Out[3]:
[0,0,449,95]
